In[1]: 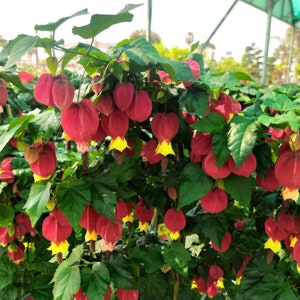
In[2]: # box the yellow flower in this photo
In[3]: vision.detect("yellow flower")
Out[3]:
[155,140,175,156]
[281,187,299,201]
[138,221,149,232]
[264,237,281,253]
[47,240,70,255]
[217,277,225,289]
[108,136,128,152]
[169,231,180,241]
[290,236,298,248]
[122,212,134,223]
[85,230,98,242]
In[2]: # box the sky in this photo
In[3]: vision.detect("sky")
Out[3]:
[0,0,291,60]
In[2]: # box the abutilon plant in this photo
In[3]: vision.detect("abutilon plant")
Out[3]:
[52,75,75,109]
[113,81,135,111]
[140,138,163,165]
[0,157,15,183]
[211,231,232,252]
[134,198,154,232]
[228,153,257,177]
[200,188,228,213]
[79,204,100,243]
[151,112,179,156]
[0,78,8,112]
[34,73,55,107]
[182,59,200,87]
[61,98,99,153]
[95,92,115,116]
[164,208,186,240]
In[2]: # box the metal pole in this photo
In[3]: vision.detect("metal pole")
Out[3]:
[261,0,273,85]
[286,26,295,83]
[202,0,239,50]
[146,0,152,42]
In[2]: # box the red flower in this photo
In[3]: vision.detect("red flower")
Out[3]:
[115,198,133,222]
[117,288,139,300]
[113,82,135,111]
[228,153,257,177]
[202,151,231,179]
[164,208,186,240]
[158,71,173,84]
[18,70,34,83]
[95,92,115,116]
[264,217,288,241]
[73,288,88,300]
[200,188,228,213]
[256,166,280,191]
[42,209,72,243]
[125,90,153,122]
[151,112,179,156]
[91,75,104,94]
[211,231,232,252]
[52,75,75,109]
[0,157,14,183]
[191,133,212,156]
[34,73,55,107]
[134,198,154,232]
[0,79,8,109]
[8,241,25,264]
[29,141,57,178]
[140,139,163,165]
[61,99,99,153]
[96,214,122,244]
[182,59,200,87]
[80,204,101,241]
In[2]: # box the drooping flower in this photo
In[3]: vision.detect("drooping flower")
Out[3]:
[0,79,8,112]
[34,73,55,107]
[116,288,139,300]
[79,204,101,242]
[115,198,134,223]
[113,82,135,111]
[107,109,129,152]
[211,231,232,252]
[73,288,88,300]
[190,132,212,156]
[227,153,257,177]
[7,241,25,264]
[134,198,154,232]
[91,75,104,94]
[125,90,153,122]
[61,99,99,153]
[256,166,280,192]
[140,139,163,165]
[0,157,15,183]
[18,70,34,84]
[202,151,231,179]
[164,208,186,240]
[158,70,173,84]
[29,141,57,178]
[200,188,228,213]
[151,112,179,156]
[52,75,75,109]
[95,92,115,116]
[182,59,200,87]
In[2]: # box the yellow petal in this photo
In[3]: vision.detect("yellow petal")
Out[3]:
[85,230,98,242]
[122,212,134,223]
[264,237,281,253]
[138,221,149,232]
[34,174,51,182]
[169,231,180,240]
[217,277,225,289]
[155,140,175,156]
[297,263,300,273]
[290,236,298,248]
[109,136,128,152]
[281,187,299,201]
[62,131,72,142]
[46,198,56,211]
[47,240,70,255]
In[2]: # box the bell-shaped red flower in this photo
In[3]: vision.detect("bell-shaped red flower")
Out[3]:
[211,231,232,252]
[202,151,231,179]
[107,109,129,152]
[91,75,104,94]
[42,208,72,244]
[18,70,34,84]
[0,79,8,110]
[95,92,115,116]
[209,92,242,120]
[115,198,133,223]
[134,198,154,232]
[164,208,186,240]
[140,139,163,165]
[0,157,14,183]
[117,288,139,300]
[200,188,228,213]
[61,99,99,153]
[151,112,179,156]
[52,75,74,109]
[14,212,36,238]
[256,166,280,191]
[191,132,212,156]
[91,118,107,143]
[264,217,288,241]
[126,90,153,122]
[228,153,257,177]
[80,204,101,242]
[8,241,25,264]
[29,141,57,178]
[182,59,200,87]
[34,73,55,107]
[73,288,88,300]
[0,226,14,245]
[113,82,135,111]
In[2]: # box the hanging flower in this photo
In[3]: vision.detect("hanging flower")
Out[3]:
[200,188,228,213]
[228,153,257,177]
[202,151,231,179]
[211,231,232,252]
[18,70,34,84]
[0,157,15,183]
[115,198,134,223]
[95,92,115,116]
[190,132,212,156]
[256,166,280,192]
[52,75,75,110]
[61,99,99,153]
[158,70,173,84]
[151,112,179,156]
[117,288,139,300]
[0,79,8,112]
[34,73,55,107]
[73,288,88,300]
[29,141,57,178]
[42,208,72,255]
[7,241,25,264]
[134,198,154,232]
[182,59,200,87]
[91,75,104,94]
[125,90,153,122]
[113,82,135,111]
[79,204,101,242]
[140,139,163,165]
[107,109,129,152]
[164,208,186,240]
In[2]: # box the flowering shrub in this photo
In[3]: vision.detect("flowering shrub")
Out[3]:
[0,4,300,300]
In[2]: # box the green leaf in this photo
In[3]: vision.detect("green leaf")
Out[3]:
[84,172,117,221]
[0,204,14,227]
[31,274,54,300]
[212,130,231,167]
[67,244,83,266]
[228,115,258,168]
[258,111,300,132]
[200,214,228,247]
[163,242,190,277]
[110,254,136,289]
[34,9,88,32]
[0,115,34,152]
[128,245,164,273]
[0,285,18,300]
[4,35,38,69]
[24,182,51,226]
[0,256,18,290]
[109,157,138,183]
[73,10,136,39]
[56,179,91,231]
[191,112,227,133]
[52,261,80,300]
[28,109,61,141]
[178,90,209,117]
[224,174,255,208]
[178,163,212,209]
[81,262,110,300]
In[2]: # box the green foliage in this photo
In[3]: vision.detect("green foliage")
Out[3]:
[0,4,300,300]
